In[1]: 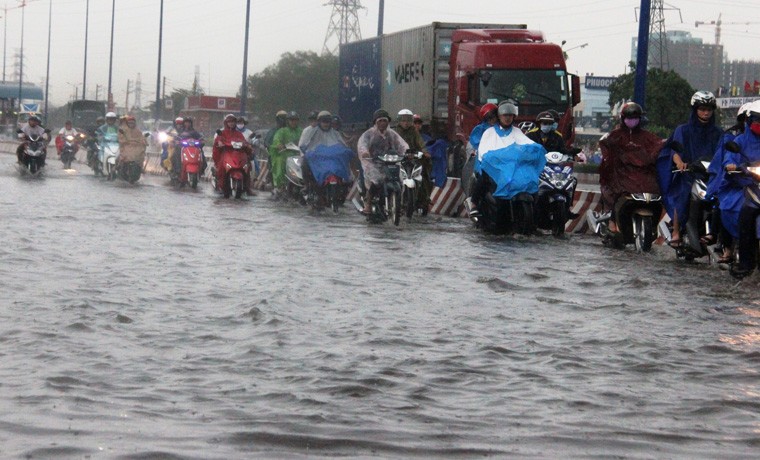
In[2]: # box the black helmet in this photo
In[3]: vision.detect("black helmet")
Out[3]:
[237,116,247,124]
[620,102,643,120]
[373,109,390,123]
[536,111,554,123]
[28,115,40,123]
[308,110,319,121]
[287,111,299,120]
[690,90,716,110]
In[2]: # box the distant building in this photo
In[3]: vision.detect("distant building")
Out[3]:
[179,96,241,134]
[630,30,759,97]
[574,75,614,130]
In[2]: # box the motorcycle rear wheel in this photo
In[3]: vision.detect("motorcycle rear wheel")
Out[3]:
[190,173,198,189]
[551,200,568,237]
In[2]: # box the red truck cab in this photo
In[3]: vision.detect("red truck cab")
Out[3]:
[449,29,581,148]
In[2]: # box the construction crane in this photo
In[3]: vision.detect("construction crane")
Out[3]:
[695,13,760,46]
[695,14,760,92]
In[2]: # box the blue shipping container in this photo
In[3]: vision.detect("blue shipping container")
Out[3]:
[339,37,382,128]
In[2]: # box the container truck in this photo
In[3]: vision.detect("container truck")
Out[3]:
[338,22,581,150]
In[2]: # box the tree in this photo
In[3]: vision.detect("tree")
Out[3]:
[608,64,695,138]
[245,51,338,126]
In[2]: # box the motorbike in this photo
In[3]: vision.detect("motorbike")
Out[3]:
[114,160,143,184]
[99,131,120,180]
[465,173,536,235]
[287,143,354,212]
[722,141,760,278]
[657,158,717,261]
[60,133,86,170]
[211,138,250,199]
[400,150,427,220]
[178,138,204,189]
[18,132,49,176]
[536,151,577,237]
[283,143,306,203]
[356,151,404,225]
[586,193,663,252]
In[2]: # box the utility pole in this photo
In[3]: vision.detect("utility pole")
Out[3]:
[634,0,652,109]
[2,6,7,82]
[240,0,250,117]
[107,0,116,110]
[44,0,52,123]
[125,79,131,113]
[377,0,384,36]
[95,84,101,101]
[154,0,164,121]
[83,0,89,99]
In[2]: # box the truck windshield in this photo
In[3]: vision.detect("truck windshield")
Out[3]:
[479,70,569,117]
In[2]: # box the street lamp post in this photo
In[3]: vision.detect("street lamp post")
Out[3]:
[240,0,250,117]
[17,2,25,110]
[44,0,52,123]
[107,0,115,110]
[82,0,89,100]
[154,0,164,121]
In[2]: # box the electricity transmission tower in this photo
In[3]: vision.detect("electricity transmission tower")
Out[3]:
[322,0,363,56]
[648,1,681,70]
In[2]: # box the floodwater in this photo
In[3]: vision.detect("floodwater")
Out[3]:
[1,151,758,459]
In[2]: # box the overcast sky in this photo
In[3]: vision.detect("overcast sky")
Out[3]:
[5,0,759,107]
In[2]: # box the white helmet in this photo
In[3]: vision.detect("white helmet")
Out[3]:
[746,100,760,120]
[397,108,414,121]
[497,101,518,116]
[105,112,117,118]
[690,90,716,109]
[737,102,752,120]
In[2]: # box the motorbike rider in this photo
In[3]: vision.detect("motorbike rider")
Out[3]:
[467,100,535,218]
[357,109,409,215]
[598,102,663,234]
[466,103,498,159]
[526,111,572,155]
[213,113,252,192]
[16,115,50,165]
[263,109,287,150]
[298,110,319,147]
[707,103,753,263]
[176,117,207,174]
[55,120,79,156]
[236,115,258,184]
[161,116,184,173]
[117,115,148,167]
[395,108,433,211]
[723,101,760,279]
[85,116,103,167]
[413,114,432,144]
[657,91,723,248]
[269,111,302,195]
[298,110,350,194]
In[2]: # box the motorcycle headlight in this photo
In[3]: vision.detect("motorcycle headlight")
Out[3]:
[748,166,760,180]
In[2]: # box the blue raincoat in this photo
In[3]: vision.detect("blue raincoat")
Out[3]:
[656,110,722,228]
[469,121,490,155]
[427,138,448,187]
[721,126,760,237]
[707,130,742,238]
[304,144,356,184]
[480,143,547,199]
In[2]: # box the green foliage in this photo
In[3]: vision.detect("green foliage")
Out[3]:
[245,51,338,125]
[607,68,694,137]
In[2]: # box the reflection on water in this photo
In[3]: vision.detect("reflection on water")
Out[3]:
[0,155,758,458]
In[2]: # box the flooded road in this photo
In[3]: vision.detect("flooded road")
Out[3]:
[1,152,758,459]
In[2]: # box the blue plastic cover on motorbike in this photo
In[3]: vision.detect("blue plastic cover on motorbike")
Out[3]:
[305,144,356,184]
[481,143,547,199]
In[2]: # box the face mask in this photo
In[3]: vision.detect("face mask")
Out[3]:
[750,121,760,136]
[551,122,558,131]
[236,124,245,130]
[540,124,552,133]
[624,118,640,129]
